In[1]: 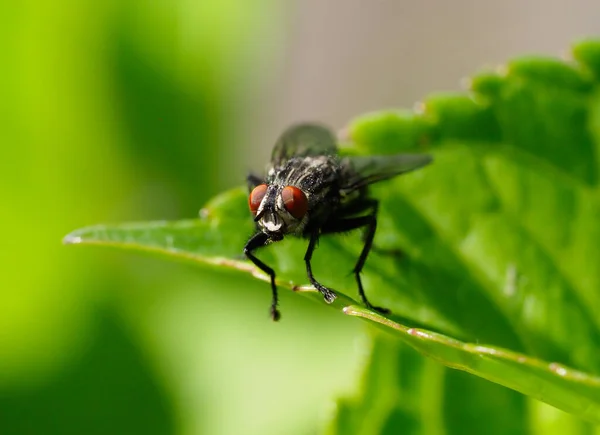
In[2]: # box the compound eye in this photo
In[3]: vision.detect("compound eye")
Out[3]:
[281,186,308,220]
[249,184,268,216]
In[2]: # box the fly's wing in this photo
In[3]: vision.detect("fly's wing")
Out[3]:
[341,153,433,192]
[270,123,338,167]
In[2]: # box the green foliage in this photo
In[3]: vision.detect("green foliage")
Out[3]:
[66,39,600,429]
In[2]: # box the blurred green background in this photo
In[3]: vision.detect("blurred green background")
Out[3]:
[1,1,599,434]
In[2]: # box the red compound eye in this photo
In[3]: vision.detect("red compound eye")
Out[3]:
[281,186,308,219]
[249,184,268,216]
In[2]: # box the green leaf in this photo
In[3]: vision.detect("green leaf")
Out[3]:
[65,39,600,424]
[323,334,530,435]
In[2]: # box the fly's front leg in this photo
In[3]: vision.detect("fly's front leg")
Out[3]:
[244,232,281,321]
[304,232,337,303]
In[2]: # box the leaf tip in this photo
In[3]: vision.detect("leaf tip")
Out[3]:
[62,233,83,245]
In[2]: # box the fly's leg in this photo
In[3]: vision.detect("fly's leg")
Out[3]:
[321,199,390,314]
[341,198,402,258]
[244,232,281,321]
[304,232,337,303]
[352,202,390,314]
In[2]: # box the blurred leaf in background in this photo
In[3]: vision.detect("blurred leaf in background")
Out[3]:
[0,1,365,434]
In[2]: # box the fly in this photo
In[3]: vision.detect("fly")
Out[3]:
[244,123,432,321]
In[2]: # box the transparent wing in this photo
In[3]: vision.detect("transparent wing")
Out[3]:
[271,123,338,167]
[342,153,433,191]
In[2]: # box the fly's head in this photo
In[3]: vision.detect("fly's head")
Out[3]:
[248,183,309,240]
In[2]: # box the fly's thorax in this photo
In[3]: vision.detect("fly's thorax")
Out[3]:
[268,155,341,200]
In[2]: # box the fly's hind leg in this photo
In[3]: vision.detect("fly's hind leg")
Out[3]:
[321,200,390,314]
[352,203,390,314]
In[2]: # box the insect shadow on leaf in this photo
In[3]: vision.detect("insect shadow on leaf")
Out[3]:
[244,123,433,321]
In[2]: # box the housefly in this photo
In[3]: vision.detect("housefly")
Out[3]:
[244,123,432,321]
